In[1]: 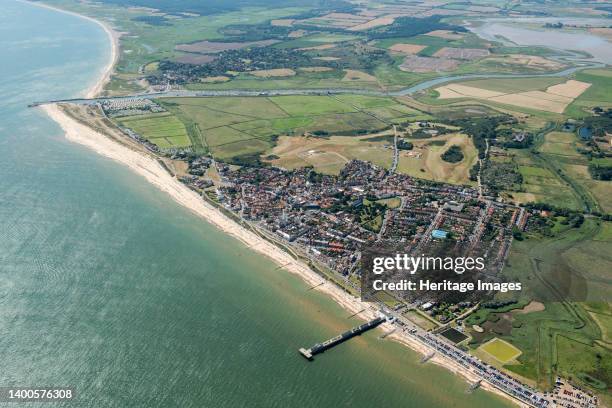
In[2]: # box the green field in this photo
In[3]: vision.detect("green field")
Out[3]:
[334,94,395,109]
[480,338,522,363]
[538,131,581,157]
[118,113,191,148]
[376,197,401,209]
[274,33,360,49]
[305,33,360,43]
[561,163,612,214]
[507,147,583,210]
[586,305,612,343]
[566,69,612,118]
[402,309,439,331]
[156,95,426,162]
[526,126,609,214]
[270,95,357,116]
[593,221,612,242]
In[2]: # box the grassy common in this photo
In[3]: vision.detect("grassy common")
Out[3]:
[266,134,394,174]
[156,95,425,161]
[397,132,478,185]
[118,113,191,148]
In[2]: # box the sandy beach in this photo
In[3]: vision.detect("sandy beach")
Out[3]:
[35,2,524,406]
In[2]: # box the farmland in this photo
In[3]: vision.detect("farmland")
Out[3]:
[46,0,310,93]
[435,79,592,114]
[375,31,491,59]
[45,0,611,100]
[514,159,582,210]
[566,69,612,118]
[475,54,566,74]
[532,126,610,214]
[114,93,478,182]
[47,0,561,95]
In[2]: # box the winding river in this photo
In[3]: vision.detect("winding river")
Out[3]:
[40,58,603,104]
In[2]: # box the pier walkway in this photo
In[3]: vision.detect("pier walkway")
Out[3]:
[299,316,386,360]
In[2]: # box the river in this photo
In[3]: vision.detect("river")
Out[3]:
[0,1,515,407]
[468,17,612,65]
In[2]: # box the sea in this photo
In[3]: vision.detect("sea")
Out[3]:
[0,1,512,407]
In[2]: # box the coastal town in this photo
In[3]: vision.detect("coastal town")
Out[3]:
[212,159,521,301]
[95,96,597,408]
[58,94,601,408]
[181,154,596,408]
[198,160,597,408]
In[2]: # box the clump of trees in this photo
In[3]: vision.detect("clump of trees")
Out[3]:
[589,163,612,181]
[366,16,465,40]
[469,162,480,182]
[132,15,171,26]
[522,202,589,237]
[583,109,612,137]
[224,153,266,168]
[397,140,413,150]
[446,116,516,159]
[441,145,464,163]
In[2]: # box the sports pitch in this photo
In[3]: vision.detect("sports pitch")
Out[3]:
[479,338,522,363]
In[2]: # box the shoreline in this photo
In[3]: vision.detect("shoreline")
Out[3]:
[34,2,525,407]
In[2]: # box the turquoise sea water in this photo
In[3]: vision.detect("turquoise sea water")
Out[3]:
[0,2,512,407]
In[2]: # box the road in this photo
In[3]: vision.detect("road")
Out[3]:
[477,139,489,200]
[413,207,444,254]
[382,306,549,408]
[390,125,399,174]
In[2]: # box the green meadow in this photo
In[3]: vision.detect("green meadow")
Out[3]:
[118,113,191,148]
[566,69,612,118]
[155,95,423,161]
